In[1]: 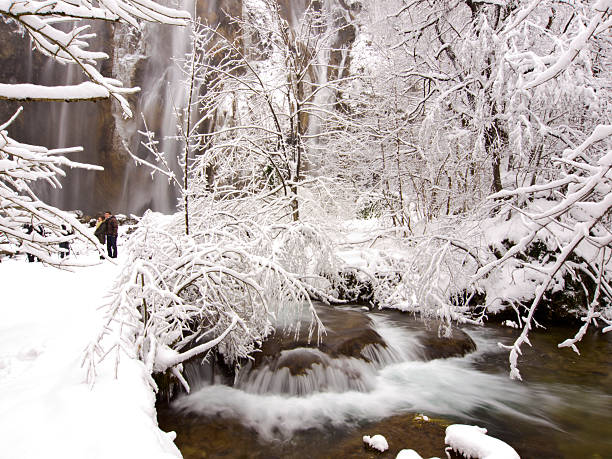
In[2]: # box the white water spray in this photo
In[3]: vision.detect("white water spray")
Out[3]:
[172,316,553,441]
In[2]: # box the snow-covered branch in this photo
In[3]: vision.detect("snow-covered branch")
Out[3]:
[1,0,189,117]
[0,107,106,265]
[521,1,611,90]
[485,123,611,378]
[84,206,346,391]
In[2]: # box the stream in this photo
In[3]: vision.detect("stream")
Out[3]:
[157,305,612,458]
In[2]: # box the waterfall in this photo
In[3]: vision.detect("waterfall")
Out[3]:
[2,0,355,215]
[3,2,199,215]
[235,347,386,396]
[23,27,103,214]
[113,0,196,214]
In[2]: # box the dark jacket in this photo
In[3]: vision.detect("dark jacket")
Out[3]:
[59,225,73,250]
[94,220,107,244]
[105,216,118,237]
[24,224,44,237]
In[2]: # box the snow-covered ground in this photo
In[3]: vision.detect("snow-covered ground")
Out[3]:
[0,232,527,459]
[0,252,180,459]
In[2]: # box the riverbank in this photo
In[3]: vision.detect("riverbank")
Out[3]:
[0,255,180,459]
[1,214,610,459]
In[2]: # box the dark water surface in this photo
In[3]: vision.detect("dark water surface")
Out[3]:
[463,323,612,459]
[157,306,612,458]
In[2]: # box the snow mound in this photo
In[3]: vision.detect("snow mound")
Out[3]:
[396,449,441,459]
[363,434,389,452]
[396,449,424,459]
[445,424,520,459]
[0,258,182,459]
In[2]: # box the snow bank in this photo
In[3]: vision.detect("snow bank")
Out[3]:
[0,256,180,459]
[445,424,520,459]
[363,434,389,452]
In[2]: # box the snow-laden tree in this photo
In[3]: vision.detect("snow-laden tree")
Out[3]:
[322,0,495,226]
[83,202,347,392]
[180,0,358,222]
[473,0,612,379]
[87,1,362,387]
[0,0,189,264]
[130,0,362,230]
[324,42,419,227]
[482,127,612,380]
[380,0,612,377]
[349,0,609,220]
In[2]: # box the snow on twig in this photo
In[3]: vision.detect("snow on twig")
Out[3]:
[84,208,340,389]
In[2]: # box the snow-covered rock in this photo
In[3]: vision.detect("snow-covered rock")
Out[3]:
[396,449,441,459]
[363,434,389,452]
[445,424,520,459]
[396,449,424,459]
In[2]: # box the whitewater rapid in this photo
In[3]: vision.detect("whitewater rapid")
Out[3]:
[171,313,555,441]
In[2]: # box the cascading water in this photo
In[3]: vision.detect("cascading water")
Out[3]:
[113,0,196,214]
[230,312,424,396]
[169,309,528,442]
[2,0,355,214]
[159,306,612,458]
[234,344,399,396]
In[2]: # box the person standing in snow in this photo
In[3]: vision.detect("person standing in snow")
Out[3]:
[23,223,44,262]
[94,216,106,245]
[104,211,118,259]
[59,224,74,259]
[94,216,107,259]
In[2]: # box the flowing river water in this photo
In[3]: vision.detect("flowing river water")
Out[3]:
[157,305,612,458]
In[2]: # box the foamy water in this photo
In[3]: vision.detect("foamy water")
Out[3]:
[172,315,555,441]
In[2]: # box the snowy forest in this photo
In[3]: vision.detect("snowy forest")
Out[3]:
[1,0,611,458]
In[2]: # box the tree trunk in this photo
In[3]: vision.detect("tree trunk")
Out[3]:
[492,150,503,193]
[485,116,504,193]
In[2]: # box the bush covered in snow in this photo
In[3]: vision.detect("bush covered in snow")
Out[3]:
[84,203,349,392]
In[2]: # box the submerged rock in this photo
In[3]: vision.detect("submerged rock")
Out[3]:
[237,307,389,395]
[372,309,477,361]
[252,306,388,368]
[156,409,455,459]
[234,305,477,396]
[418,327,477,361]
[330,414,454,459]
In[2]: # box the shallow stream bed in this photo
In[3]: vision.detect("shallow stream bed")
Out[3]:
[157,306,612,458]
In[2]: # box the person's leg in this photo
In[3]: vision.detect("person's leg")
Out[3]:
[108,235,117,258]
[107,236,113,258]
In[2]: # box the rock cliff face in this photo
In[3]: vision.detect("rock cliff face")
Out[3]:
[0,0,356,214]
[0,21,118,214]
[1,3,243,214]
